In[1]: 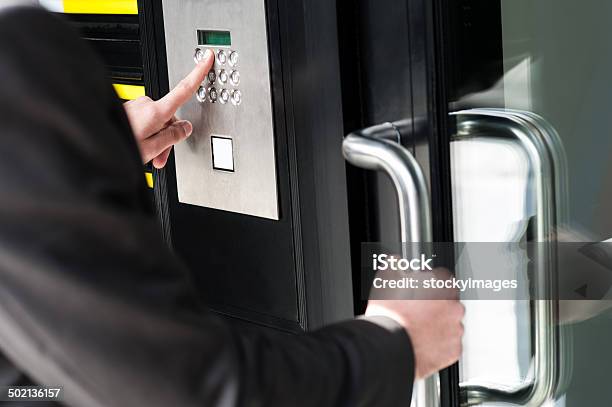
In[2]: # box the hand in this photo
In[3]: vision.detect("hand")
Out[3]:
[365,268,465,379]
[124,49,214,168]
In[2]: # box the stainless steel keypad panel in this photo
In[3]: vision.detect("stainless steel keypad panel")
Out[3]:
[195,47,240,108]
[162,0,279,220]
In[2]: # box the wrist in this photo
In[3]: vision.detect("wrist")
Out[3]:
[358,314,417,381]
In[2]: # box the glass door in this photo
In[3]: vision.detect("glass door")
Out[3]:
[447,1,612,405]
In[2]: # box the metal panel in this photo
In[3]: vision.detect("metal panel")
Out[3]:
[162,0,279,220]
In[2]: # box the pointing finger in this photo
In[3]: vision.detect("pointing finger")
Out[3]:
[157,49,214,119]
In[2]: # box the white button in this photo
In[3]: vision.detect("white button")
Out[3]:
[217,50,227,64]
[219,89,230,104]
[211,137,234,171]
[230,70,240,85]
[229,51,239,66]
[194,48,205,64]
[218,69,228,84]
[196,86,206,103]
[231,89,242,105]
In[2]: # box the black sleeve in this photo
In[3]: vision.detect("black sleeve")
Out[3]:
[0,6,414,407]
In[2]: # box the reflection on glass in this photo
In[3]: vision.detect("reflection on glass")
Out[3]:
[452,110,569,406]
[451,1,612,405]
[452,137,532,390]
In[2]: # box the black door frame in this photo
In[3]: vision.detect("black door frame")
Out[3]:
[337,0,458,405]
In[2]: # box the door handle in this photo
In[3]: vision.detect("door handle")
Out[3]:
[342,122,438,407]
[342,123,432,251]
[452,108,568,406]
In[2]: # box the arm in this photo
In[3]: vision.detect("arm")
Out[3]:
[0,7,414,407]
[0,7,462,407]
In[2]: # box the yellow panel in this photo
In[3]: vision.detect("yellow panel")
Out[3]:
[145,172,154,189]
[113,84,145,101]
[63,0,138,15]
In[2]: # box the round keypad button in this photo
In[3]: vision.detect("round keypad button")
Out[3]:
[231,89,242,106]
[207,70,216,83]
[208,87,218,102]
[230,70,240,86]
[218,69,228,84]
[219,89,230,104]
[229,51,239,66]
[217,50,227,65]
[196,86,206,103]
[194,48,205,64]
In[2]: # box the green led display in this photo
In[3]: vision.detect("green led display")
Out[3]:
[197,30,231,46]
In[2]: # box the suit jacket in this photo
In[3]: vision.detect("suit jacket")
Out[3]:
[0,6,414,407]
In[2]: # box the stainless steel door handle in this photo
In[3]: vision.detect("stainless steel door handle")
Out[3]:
[342,122,438,407]
[452,109,567,406]
[342,123,432,251]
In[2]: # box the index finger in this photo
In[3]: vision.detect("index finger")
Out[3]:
[157,49,214,118]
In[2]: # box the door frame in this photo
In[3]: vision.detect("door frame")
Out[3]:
[337,0,458,405]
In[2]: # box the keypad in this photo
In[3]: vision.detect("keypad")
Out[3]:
[194,47,241,106]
